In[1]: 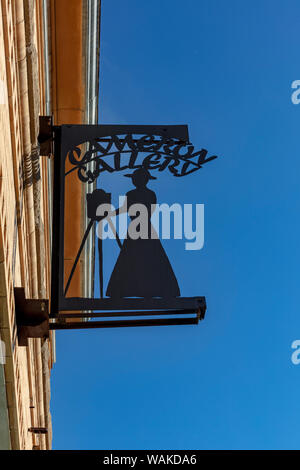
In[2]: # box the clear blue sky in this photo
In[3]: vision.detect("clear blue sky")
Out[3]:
[51,0,300,449]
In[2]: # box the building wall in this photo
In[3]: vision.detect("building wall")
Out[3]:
[0,0,53,449]
[0,0,100,449]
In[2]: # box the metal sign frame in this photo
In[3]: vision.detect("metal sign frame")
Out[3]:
[48,124,217,329]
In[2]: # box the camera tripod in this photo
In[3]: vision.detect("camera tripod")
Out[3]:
[64,214,122,299]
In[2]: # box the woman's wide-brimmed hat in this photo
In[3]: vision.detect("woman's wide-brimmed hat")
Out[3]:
[124,167,156,180]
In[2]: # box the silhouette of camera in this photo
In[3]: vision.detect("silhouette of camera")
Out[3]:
[86,189,111,220]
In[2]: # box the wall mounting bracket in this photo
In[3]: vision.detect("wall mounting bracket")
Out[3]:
[14,288,49,346]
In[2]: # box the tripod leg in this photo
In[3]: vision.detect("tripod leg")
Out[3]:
[98,221,103,298]
[107,216,123,250]
[64,219,94,296]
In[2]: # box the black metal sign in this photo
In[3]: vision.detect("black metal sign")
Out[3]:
[49,124,218,330]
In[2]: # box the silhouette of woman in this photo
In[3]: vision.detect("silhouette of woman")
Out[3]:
[106,168,180,298]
